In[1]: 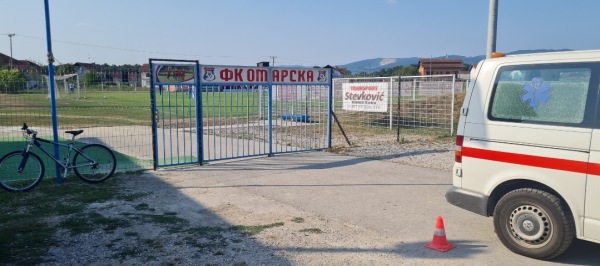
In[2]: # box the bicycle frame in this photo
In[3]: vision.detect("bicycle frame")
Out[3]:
[19,135,98,178]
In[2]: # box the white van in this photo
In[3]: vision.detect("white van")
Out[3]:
[446,50,600,260]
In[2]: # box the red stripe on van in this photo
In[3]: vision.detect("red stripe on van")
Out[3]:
[587,163,600,176]
[462,147,589,174]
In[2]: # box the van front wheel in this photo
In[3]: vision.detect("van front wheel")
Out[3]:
[493,188,574,260]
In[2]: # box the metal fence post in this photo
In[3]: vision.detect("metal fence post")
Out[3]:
[149,61,158,170]
[331,79,336,112]
[268,67,273,156]
[327,69,333,148]
[412,79,416,100]
[389,77,393,130]
[451,75,456,135]
[196,62,203,164]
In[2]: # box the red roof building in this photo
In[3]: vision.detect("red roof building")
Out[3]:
[0,52,41,71]
[418,58,464,77]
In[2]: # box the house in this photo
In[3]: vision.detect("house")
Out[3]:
[140,64,151,87]
[0,52,44,89]
[73,62,98,84]
[418,58,464,77]
[0,52,42,72]
[322,65,350,78]
[74,62,100,73]
[74,62,121,86]
[105,70,142,87]
[74,62,143,87]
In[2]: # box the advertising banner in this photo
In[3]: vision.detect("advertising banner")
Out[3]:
[152,64,196,84]
[342,83,388,112]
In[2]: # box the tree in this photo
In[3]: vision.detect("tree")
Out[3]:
[397,65,418,76]
[83,69,102,86]
[0,69,27,93]
[462,63,472,71]
[351,64,419,78]
[56,64,76,76]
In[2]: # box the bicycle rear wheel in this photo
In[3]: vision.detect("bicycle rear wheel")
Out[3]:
[73,144,117,183]
[0,151,45,192]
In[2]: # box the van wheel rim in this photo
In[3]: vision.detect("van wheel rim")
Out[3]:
[509,204,551,247]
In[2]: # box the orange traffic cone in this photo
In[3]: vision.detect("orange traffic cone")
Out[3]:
[425,216,456,252]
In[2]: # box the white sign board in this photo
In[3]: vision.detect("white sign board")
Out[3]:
[200,66,330,85]
[342,83,388,112]
[151,64,331,85]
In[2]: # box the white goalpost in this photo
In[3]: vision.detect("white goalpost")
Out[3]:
[43,74,80,99]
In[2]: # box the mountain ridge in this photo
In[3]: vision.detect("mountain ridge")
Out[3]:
[335,49,572,74]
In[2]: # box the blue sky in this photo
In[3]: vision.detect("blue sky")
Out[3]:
[1,0,599,67]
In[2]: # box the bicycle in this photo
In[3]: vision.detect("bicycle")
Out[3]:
[0,123,117,192]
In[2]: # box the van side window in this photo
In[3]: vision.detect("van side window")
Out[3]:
[490,66,591,125]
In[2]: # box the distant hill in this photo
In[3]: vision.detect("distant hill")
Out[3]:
[337,57,421,75]
[335,49,572,74]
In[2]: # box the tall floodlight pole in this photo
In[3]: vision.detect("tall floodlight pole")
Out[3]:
[7,34,15,70]
[44,0,63,184]
[487,0,498,58]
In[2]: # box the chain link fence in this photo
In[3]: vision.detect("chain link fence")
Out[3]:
[331,75,466,147]
[2,65,467,177]
[0,67,154,177]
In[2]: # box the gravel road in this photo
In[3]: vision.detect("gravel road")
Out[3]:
[38,135,462,266]
[330,135,455,171]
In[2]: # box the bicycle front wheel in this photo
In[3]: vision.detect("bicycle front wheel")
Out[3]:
[0,151,45,192]
[73,144,117,183]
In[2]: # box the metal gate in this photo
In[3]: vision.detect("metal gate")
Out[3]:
[150,59,201,169]
[150,59,333,169]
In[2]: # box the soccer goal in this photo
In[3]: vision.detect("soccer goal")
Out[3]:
[43,73,80,99]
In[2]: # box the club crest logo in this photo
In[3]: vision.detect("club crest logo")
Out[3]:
[203,67,216,81]
[317,70,328,82]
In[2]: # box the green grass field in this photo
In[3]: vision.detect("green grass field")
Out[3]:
[0,91,151,127]
[0,90,269,127]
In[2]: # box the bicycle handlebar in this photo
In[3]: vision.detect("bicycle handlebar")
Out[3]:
[21,123,36,136]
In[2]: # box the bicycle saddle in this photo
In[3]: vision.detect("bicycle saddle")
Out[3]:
[65,130,84,136]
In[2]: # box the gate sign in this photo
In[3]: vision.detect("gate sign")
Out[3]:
[153,64,196,84]
[342,83,388,112]
[200,66,330,85]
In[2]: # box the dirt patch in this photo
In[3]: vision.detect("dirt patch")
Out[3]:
[34,171,404,265]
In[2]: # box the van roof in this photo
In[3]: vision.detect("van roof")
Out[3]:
[490,49,600,63]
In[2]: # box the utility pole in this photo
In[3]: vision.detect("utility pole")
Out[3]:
[487,0,498,58]
[270,56,277,66]
[7,33,15,70]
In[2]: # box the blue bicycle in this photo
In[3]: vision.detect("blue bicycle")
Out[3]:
[0,123,117,192]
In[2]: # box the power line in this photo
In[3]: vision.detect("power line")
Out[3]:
[15,34,265,60]
[7,34,325,65]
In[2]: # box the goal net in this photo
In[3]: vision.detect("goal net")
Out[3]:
[43,74,80,99]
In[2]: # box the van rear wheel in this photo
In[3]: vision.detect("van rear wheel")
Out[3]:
[493,188,574,260]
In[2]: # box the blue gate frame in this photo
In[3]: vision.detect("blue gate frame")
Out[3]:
[150,59,333,169]
[150,59,201,169]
